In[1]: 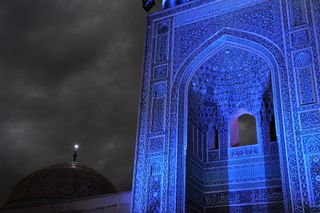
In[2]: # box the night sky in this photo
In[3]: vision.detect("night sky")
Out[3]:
[0,0,161,206]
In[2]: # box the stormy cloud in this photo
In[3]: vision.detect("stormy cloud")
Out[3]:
[0,0,161,206]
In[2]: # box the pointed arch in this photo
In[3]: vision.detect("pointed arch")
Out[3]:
[167,28,293,212]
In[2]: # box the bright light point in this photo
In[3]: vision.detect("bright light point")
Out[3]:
[74,144,79,150]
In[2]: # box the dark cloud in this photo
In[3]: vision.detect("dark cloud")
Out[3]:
[0,0,161,206]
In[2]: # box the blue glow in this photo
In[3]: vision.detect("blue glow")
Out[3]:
[133,0,320,212]
[162,0,189,9]
[162,0,173,9]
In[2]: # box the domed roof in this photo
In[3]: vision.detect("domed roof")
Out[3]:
[6,162,117,208]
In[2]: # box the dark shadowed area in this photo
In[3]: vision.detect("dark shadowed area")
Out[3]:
[0,0,161,206]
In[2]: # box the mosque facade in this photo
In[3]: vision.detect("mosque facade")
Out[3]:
[1,1,320,213]
[133,0,320,212]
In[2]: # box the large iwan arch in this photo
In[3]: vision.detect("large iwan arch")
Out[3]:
[172,31,291,212]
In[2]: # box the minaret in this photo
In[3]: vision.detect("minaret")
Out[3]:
[73,144,79,162]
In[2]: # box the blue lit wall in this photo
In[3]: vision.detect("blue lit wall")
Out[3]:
[132,0,320,212]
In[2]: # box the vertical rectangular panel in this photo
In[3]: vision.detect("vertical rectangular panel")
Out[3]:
[152,97,166,132]
[289,0,307,27]
[296,66,317,105]
[156,34,169,62]
[147,157,163,212]
[147,174,162,211]
[308,154,320,207]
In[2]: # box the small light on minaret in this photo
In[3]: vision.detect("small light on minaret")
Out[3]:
[73,144,79,162]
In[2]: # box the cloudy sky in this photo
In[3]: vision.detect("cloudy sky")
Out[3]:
[0,0,161,206]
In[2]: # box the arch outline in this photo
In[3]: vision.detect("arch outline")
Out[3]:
[167,28,295,212]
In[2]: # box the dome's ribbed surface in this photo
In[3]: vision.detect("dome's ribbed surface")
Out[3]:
[6,162,116,208]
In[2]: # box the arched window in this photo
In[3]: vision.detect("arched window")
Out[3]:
[207,125,219,150]
[230,112,258,147]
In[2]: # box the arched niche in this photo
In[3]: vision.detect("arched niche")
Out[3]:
[230,111,258,147]
[207,124,219,150]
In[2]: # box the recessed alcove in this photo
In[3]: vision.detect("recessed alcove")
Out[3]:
[207,124,219,150]
[185,45,284,212]
[230,112,258,147]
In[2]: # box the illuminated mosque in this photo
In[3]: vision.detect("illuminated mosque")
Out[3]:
[1,0,320,212]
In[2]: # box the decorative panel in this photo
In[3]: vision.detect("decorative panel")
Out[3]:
[148,136,164,153]
[153,64,168,81]
[299,110,320,130]
[203,179,282,192]
[147,157,163,212]
[174,0,267,27]
[155,21,170,64]
[151,82,167,133]
[205,161,281,184]
[308,154,320,207]
[229,145,260,158]
[151,97,165,132]
[147,174,162,212]
[208,150,219,161]
[290,29,310,47]
[293,48,312,67]
[204,187,283,206]
[206,203,284,212]
[303,134,320,154]
[153,83,166,97]
[155,34,168,63]
[296,66,317,105]
[288,0,307,27]
[157,22,169,35]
